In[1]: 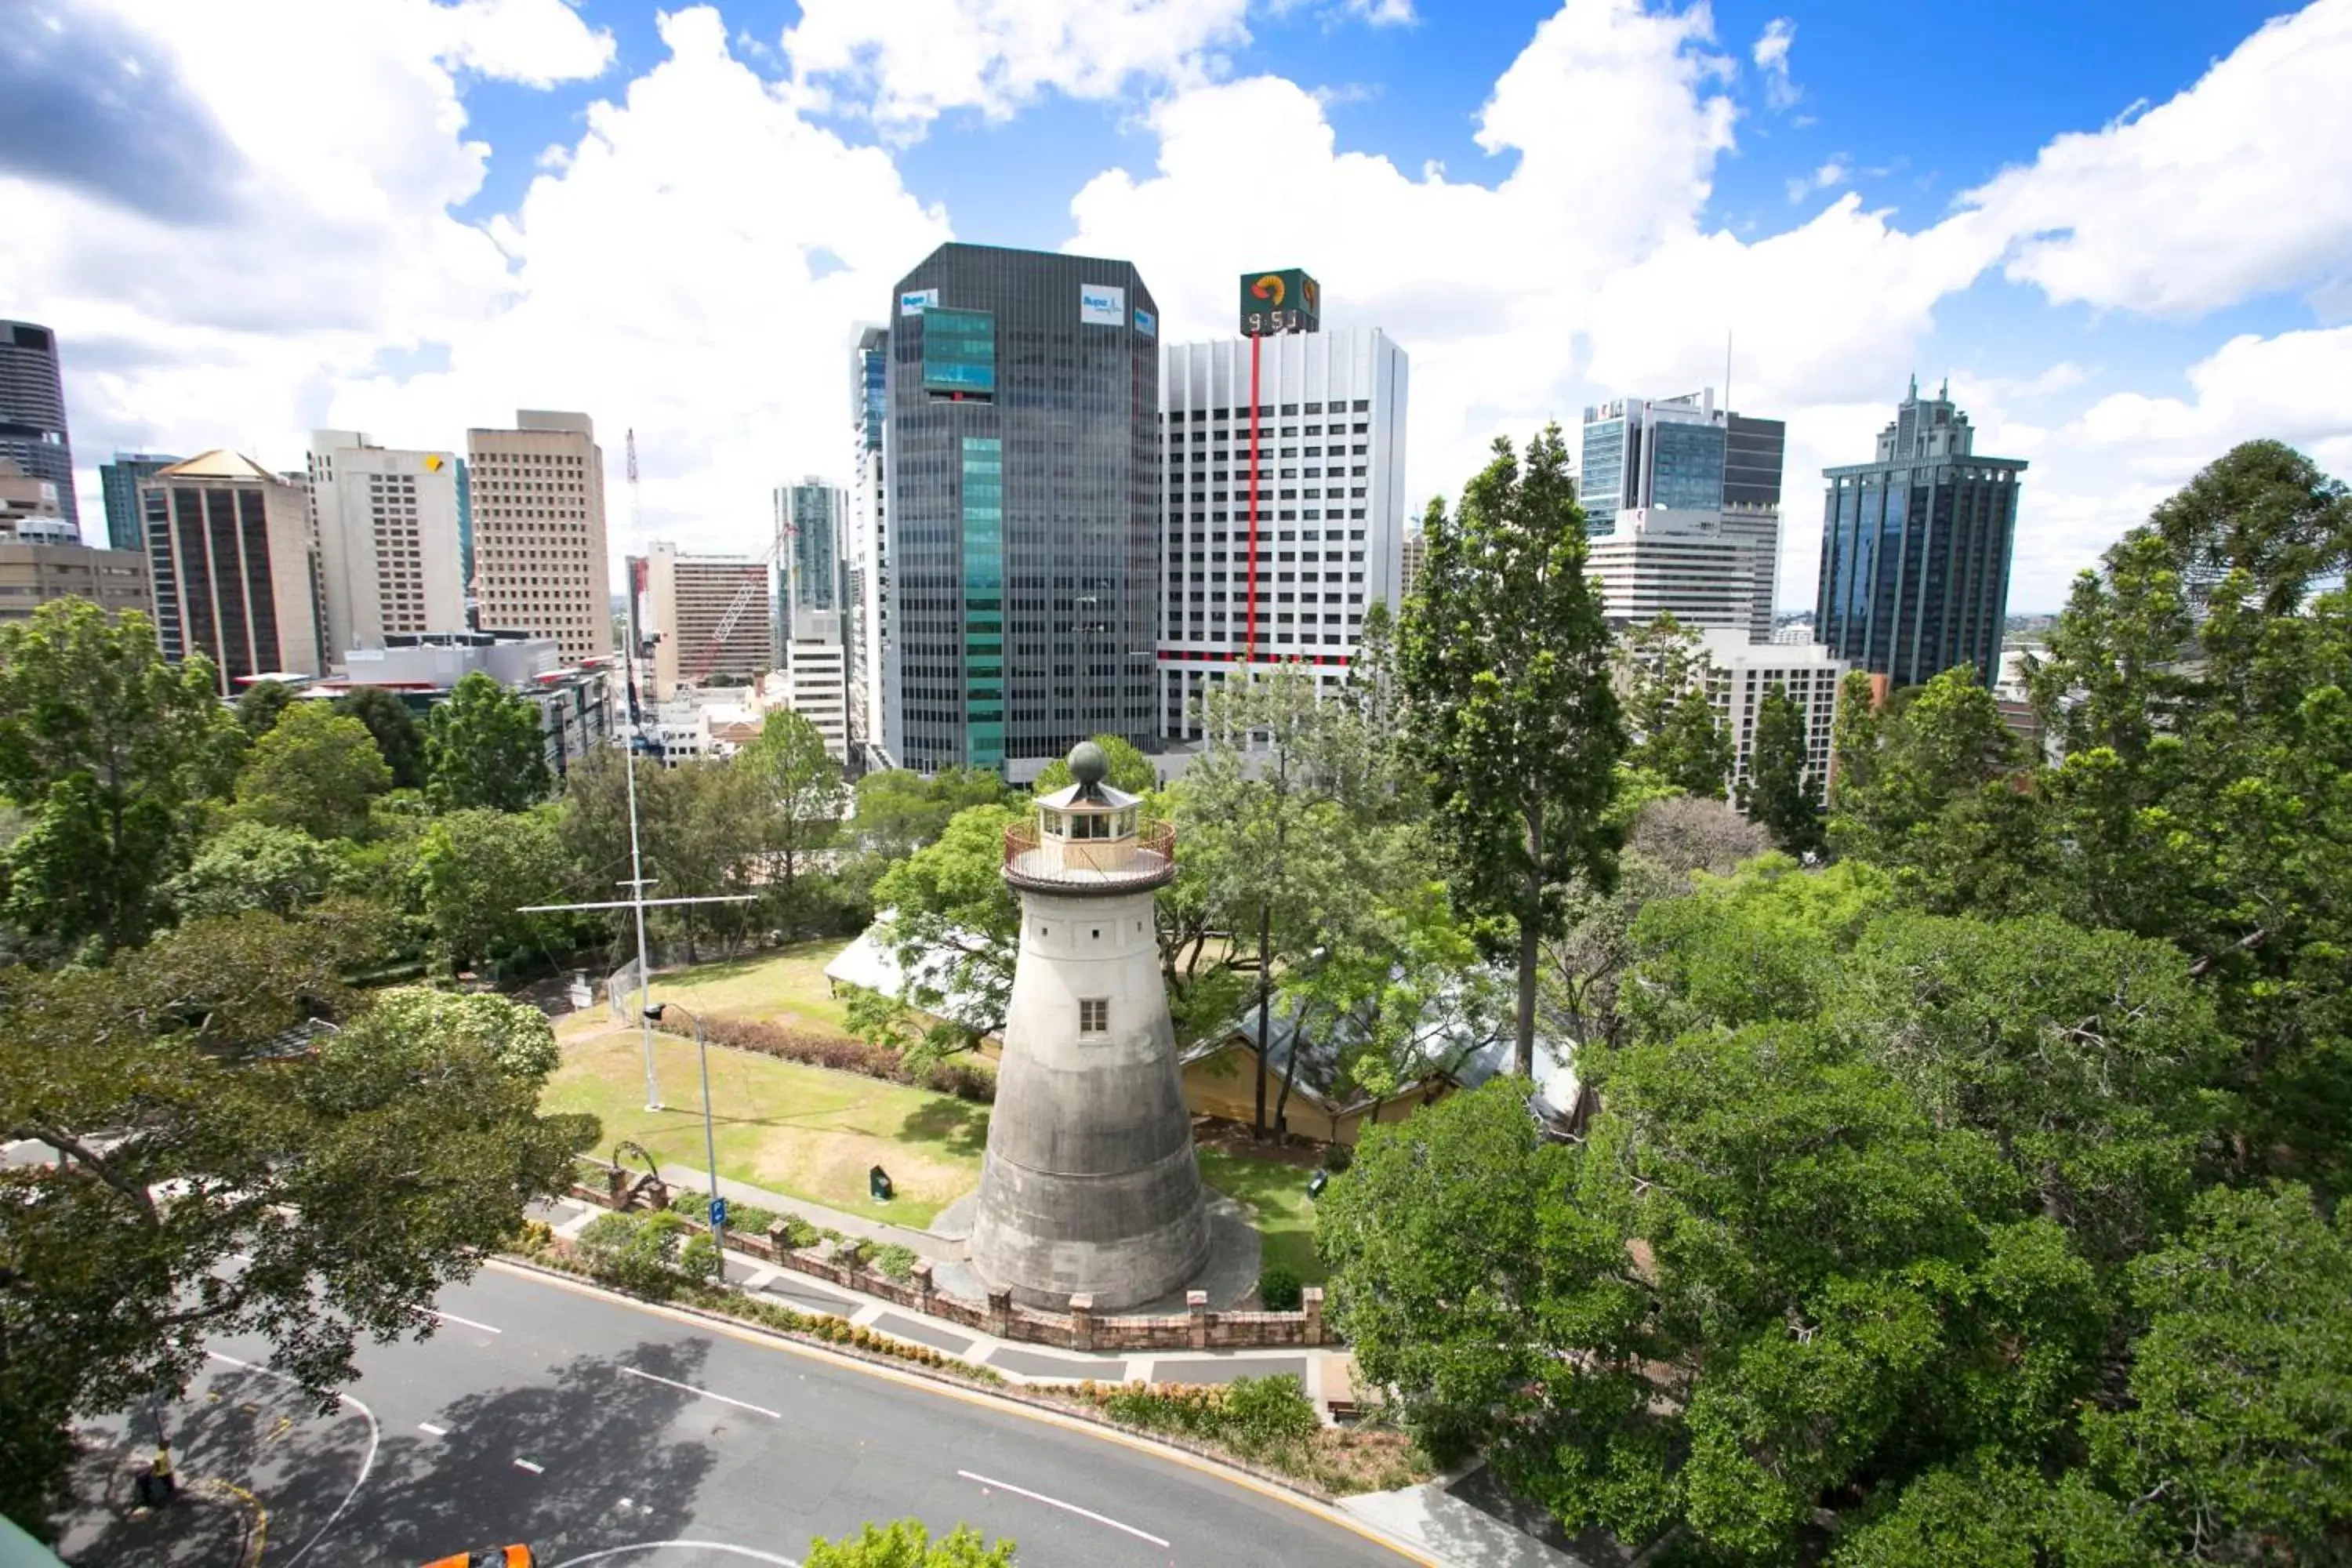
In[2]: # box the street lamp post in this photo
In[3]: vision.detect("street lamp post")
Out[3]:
[642,1002,725,1267]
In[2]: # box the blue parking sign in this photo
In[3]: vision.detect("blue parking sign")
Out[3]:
[708,1197,727,1229]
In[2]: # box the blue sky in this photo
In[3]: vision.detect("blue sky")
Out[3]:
[11,0,2352,611]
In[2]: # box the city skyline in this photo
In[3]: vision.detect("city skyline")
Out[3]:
[10,0,2350,614]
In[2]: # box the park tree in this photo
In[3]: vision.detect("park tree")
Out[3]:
[867,800,1024,1062]
[737,709,846,934]
[0,601,241,960]
[805,1520,1016,1568]
[0,914,594,1534]
[1743,682,1824,855]
[417,805,574,976]
[426,671,550,812]
[2082,1181,2352,1563]
[1029,731,1156,796]
[2027,442,2352,1193]
[847,766,1014,864]
[1827,666,2047,915]
[164,821,337,919]
[335,684,426,790]
[1178,665,1354,1136]
[1614,615,1733,798]
[1540,794,1769,1062]
[232,699,391,840]
[1400,427,1624,1075]
[233,677,296,739]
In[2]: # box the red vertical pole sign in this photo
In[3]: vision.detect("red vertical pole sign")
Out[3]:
[1246,332,1261,665]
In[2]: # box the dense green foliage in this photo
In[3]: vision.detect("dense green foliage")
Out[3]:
[1743,683,1822,855]
[426,670,551,811]
[233,699,391,839]
[804,1520,1016,1568]
[1401,426,1625,1074]
[0,916,595,1533]
[335,684,426,790]
[1327,440,2352,1564]
[1617,615,1734,799]
[0,601,240,959]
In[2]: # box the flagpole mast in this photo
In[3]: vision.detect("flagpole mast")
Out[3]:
[623,734,659,1110]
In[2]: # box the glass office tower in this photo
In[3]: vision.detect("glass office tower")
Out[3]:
[885,243,1160,775]
[1,321,78,534]
[1816,377,2027,691]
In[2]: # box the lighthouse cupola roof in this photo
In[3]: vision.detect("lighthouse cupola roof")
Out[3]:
[1036,740,1143,815]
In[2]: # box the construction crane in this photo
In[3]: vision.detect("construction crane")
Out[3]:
[627,425,786,691]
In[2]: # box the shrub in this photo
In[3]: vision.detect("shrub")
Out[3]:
[668,1189,780,1237]
[1222,1374,1320,1448]
[652,1011,996,1104]
[872,1243,920,1282]
[771,1214,823,1250]
[1320,1143,1353,1174]
[1256,1265,1303,1311]
[679,1232,722,1282]
[576,1210,693,1297]
[804,1519,1016,1567]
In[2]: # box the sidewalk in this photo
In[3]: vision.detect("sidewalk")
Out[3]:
[652,1161,960,1261]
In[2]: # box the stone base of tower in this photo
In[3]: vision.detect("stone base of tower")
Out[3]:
[968,1140,1210,1312]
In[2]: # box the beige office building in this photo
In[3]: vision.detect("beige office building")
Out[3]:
[645,541,768,699]
[141,451,324,692]
[466,410,612,664]
[0,459,151,624]
[307,430,465,655]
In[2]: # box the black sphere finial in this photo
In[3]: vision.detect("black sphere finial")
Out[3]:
[1068,740,1109,786]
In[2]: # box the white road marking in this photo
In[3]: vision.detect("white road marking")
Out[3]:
[514,1458,545,1475]
[550,1544,799,1567]
[418,1306,503,1334]
[956,1468,1172,1548]
[206,1351,379,1568]
[418,1423,447,1437]
[619,1365,782,1419]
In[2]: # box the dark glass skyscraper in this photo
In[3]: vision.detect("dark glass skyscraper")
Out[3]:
[885,243,1160,775]
[1,321,77,534]
[1815,378,2026,691]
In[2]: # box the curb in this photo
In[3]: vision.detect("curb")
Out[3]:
[489,1254,1439,1565]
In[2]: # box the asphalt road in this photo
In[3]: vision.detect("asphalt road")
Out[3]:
[96,1262,1419,1568]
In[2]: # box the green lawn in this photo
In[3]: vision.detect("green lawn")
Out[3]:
[626,938,856,1033]
[1198,1149,1327,1285]
[549,1024,984,1227]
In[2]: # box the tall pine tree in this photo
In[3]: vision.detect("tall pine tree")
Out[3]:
[1744,681,1823,855]
[1400,426,1624,1075]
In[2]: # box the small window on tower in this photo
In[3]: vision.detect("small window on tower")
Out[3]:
[1080,998,1109,1035]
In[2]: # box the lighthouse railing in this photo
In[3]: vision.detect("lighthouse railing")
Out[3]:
[1004,818,1177,886]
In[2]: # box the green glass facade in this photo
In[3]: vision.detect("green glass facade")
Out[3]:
[924,309,997,398]
[961,437,1004,767]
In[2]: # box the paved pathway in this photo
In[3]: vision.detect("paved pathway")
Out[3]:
[652,1160,963,1260]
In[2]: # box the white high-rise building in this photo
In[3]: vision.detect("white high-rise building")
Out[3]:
[466,410,612,665]
[306,430,465,657]
[1156,328,1409,739]
[1579,390,1784,641]
[773,608,851,764]
[1587,507,1763,637]
[848,325,891,768]
[1695,628,1843,797]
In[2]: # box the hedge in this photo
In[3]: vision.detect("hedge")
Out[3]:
[652,1013,996,1105]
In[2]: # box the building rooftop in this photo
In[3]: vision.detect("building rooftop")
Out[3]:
[158,450,280,482]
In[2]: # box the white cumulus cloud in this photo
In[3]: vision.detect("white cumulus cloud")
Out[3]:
[780,0,1254,135]
[1961,0,2352,318]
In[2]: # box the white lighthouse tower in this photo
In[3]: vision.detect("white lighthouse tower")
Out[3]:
[969,742,1210,1309]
